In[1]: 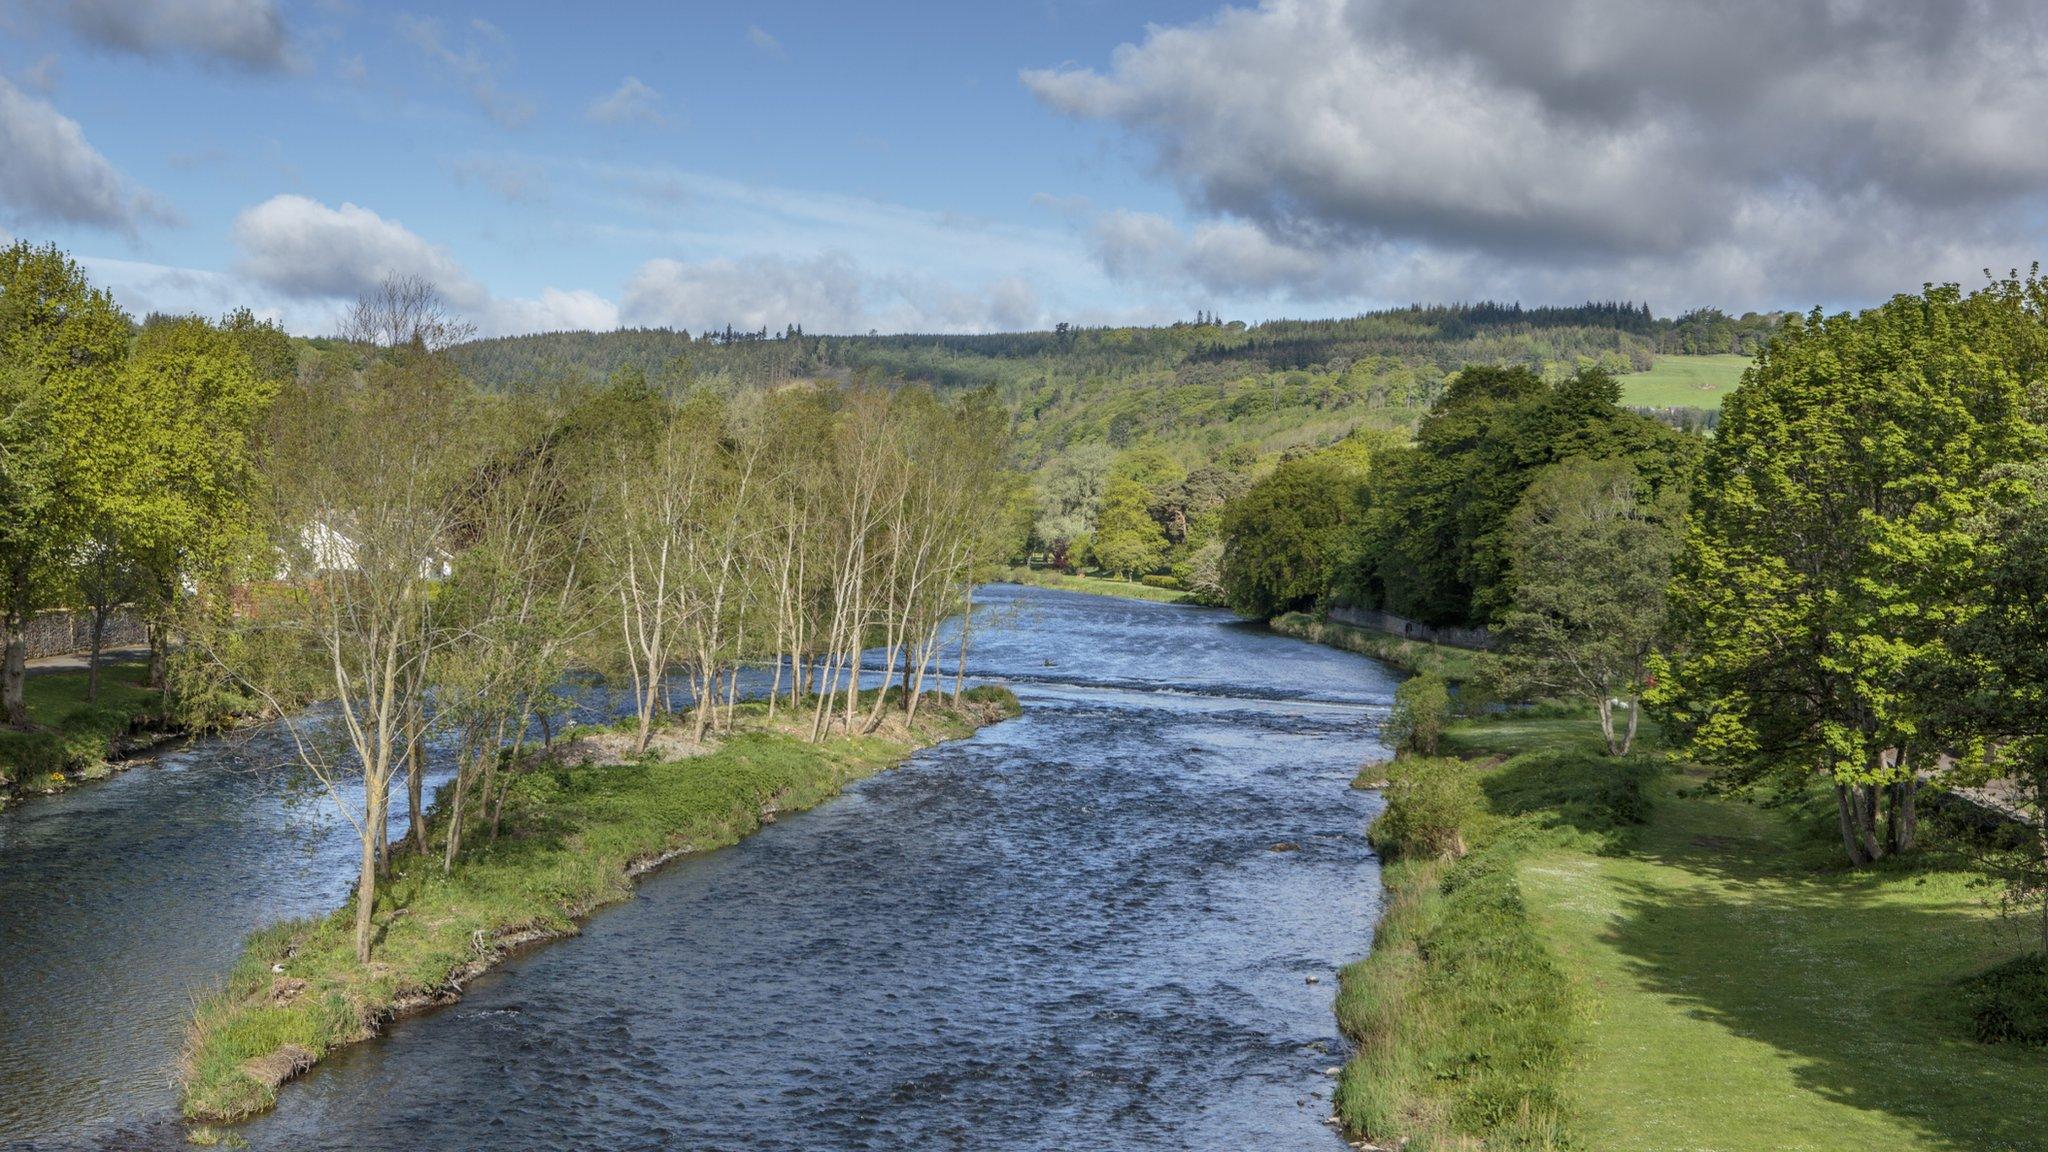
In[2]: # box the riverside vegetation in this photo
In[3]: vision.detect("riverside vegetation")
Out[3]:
[1222,275,2048,1149]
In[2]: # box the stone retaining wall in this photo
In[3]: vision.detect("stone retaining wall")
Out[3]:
[1327,605,1495,651]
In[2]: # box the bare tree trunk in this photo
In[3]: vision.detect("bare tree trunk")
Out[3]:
[405,699,427,853]
[953,584,973,707]
[1835,783,1873,867]
[86,601,109,704]
[354,779,384,963]
[1619,695,1641,756]
[1856,782,1887,861]
[1597,696,1618,756]
[1,617,25,729]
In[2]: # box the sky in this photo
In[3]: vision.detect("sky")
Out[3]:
[5,0,2048,337]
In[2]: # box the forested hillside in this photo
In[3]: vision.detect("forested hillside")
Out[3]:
[452,304,1779,466]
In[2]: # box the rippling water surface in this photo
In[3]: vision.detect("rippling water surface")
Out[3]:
[4,585,1393,1150]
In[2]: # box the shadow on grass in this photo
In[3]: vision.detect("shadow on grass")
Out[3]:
[1602,812,2048,1152]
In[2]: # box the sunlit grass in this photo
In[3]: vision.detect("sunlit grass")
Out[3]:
[1619,353,1751,409]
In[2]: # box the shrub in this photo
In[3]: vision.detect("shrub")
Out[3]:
[1139,573,1182,590]
[1371,756,1482,860]
[1387,673,1451,755]
[1961,953,2048,1046]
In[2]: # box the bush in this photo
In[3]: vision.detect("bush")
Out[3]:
[1386,673,1451,755]
[1371,756,1482,860]
[1139,573,1182,590]
[1961,953,2048,1046]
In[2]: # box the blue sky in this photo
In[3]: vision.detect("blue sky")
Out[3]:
[6,1,2048,335]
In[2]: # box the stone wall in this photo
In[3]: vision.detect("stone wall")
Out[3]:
[1327,605,1495,651]
[21,609,149,660]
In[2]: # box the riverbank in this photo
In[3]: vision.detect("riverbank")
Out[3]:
[179,686,1021,1127]
[1002,567,1194,604]
[1269,610,1487,682]
[0,658,166,810]
[1340,711,2048,1150]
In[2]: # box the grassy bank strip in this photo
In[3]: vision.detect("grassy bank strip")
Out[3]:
[180,687,1021,1124]
[1000,568,1193,604]
[1336,717,1655,1150]
[0,661,164,809]
[1269,610,1486,683]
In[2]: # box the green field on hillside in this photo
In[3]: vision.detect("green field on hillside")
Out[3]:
[1621,354,1752,409]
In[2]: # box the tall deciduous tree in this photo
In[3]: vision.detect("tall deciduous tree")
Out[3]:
[1090,475,1168,581]
[0,242,130,726]
[1659,280,2048,866]
[1219,442,1372,618]
[1498,457,1683,755]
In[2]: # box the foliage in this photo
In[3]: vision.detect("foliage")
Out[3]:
[1498,457,1685,754]
[1960,954,2048,1046]
[1370,756,1481,859]
[1658,278,2048,866]
[1089,475,1169,579]
[1387,672,1451,755]
[1218,441,1373,618]
[1352,366,1702,628]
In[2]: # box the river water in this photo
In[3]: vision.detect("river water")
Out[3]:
[2,585,1393,1150]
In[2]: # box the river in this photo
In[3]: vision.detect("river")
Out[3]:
[1,585,1394,1150]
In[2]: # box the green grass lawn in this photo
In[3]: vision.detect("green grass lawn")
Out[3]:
[1005,568,1192,604]
[0,659,161,799]
[1620,353,1752,409]
[1342,709,2048,1152]
[1525,777,2048,1152]
[1269,611,1491,683]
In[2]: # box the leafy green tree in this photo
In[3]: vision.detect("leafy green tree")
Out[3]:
[1498,457,1684,755]
[1219,446,1370,618]
[1386,672,1451,756]
[1939,461,2048,953]
[1357,366,1700,627]
[0,242,130,726]
[1091,475,1168,580]
[1658,281,2047,866]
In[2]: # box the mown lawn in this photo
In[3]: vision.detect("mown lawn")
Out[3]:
[1005,569,1191,604]
[1620,353,1752,409]
[1524,776,2048,1152]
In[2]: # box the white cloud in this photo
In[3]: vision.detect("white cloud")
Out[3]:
[587,76,672,128]
[232,193,481,302]
[27,0,293,71]
[0,74,174,232]
[397,14,534,128]
[478,287,619,336]
[621,252,1046,335]
[1026,0,2048,308]
[745,25,785,58]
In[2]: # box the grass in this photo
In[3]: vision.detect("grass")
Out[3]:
[1003,567,1193,604]
[0,659,162,805]
[179,686,1022,1124]
[1619,353,1752,409]
[1341,707,2048,1151]
[1269,610,1489,683]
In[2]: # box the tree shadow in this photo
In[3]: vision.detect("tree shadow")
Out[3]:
[1599,820,2048,1151]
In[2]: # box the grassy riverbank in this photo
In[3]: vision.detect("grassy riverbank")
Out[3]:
[1002,568,1193,604]
[1268,610,1487,682]
[0,660,162,808]
[180,686,1020,1125]
[1340,712,2048,1150]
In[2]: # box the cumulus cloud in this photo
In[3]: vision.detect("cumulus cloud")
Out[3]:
[227,193,614,337]
[0,74,174,232]
[622,253,1045,334]
[19,0,292,71]
[1025,0,2048,307]
[232,194,482,302]
[587,76,673,128]
[398,15,534,128]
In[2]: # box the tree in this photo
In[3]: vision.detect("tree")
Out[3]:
[0,242,130,726]
[1219,446,1370,618]
[1498,457,1683,755]
[1090,475,1167,580]
[1939,461,2048,954]
[1659,280,2047,866]
[1386,673,1450,756]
